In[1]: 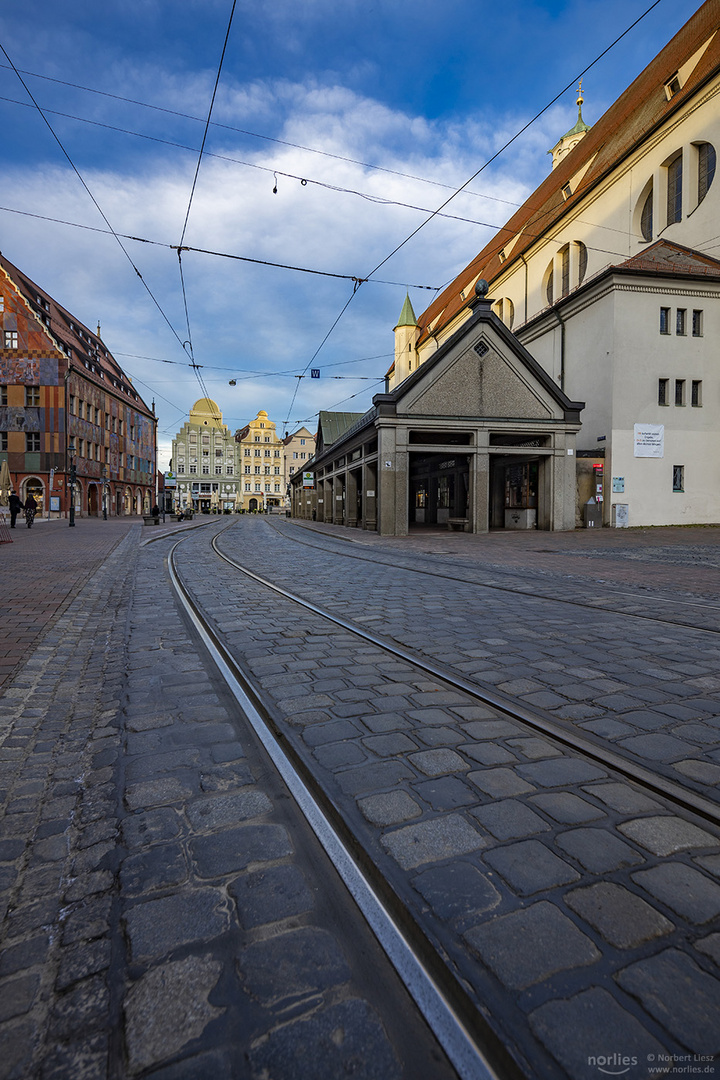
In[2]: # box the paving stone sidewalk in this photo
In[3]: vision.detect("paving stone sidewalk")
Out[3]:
[0,520,454,1079]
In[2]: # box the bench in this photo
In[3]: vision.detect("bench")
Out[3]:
[447,517,469,532]
[142,515,160,526]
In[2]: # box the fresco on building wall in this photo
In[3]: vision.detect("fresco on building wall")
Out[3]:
[0,357,58,384]
[0,407,40,432]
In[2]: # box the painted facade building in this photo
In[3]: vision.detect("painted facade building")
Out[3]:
[0,253,157,518]
[172,398,242,513]
[234,410,285,510]
[388,0,720,526]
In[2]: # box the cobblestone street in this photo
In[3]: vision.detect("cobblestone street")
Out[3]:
[1,516,720,1078]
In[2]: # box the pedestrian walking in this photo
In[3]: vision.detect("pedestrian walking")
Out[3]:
[24,492,37,528]
[8,491,24,529]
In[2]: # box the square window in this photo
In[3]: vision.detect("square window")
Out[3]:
[659,307,670,334]
[26,432,40,452]
[25,386,40,407]
[1,385,7,406]
[673,465,684,492]
[1,432,7,451]
[4,330,18,348]
[692,310,703,337]
[692,380,702,407]
[676,308,686,336]
[675,379,685,406]
[658,378,669,406]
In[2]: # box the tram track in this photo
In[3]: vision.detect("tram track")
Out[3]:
[166,530,512,1080]
[270,518,720,634]
[162,518,720,1078]
[211,524,720,825]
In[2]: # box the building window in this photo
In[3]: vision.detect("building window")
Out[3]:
[25,386,40,407]
[264,466,270,475]
[658,378,670,406]
[264,449,271,457]
[274,484,280,492]
[254,436,260,442]
[698,142,716,205]
[244,448,250,456]
[4,330,18,348]
[494,297,515,329]
[640,187,653,241]
[226,466,233,475]
[215,466,222,474]
[202,464,209,474]
[675,379,686,406]
[274,450,280,458]
[189,465,197,473]
[274,467,280,475]
[178,465,185,474]
[660,307,670,334]
[667,153,682,225]
[254,483,261,491]
[692,380,702,407]
[1,433,7,451]
[1,385,7,405]
[676,308,686,335]
[245,483,250,491]
[293,452,299,459]
[673,465,684,492]
[545,266,554,306]
[244,465,250,474]
[254,466,261,474]
[26,432,40,452]
[692,310,703,337]
[560,246,570,298]
[300,439,306,446]
[254,449,261,457]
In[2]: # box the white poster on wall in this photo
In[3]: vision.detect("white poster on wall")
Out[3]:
[634,424,664,458]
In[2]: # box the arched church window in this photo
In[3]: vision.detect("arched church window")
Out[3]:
[640,189,653,241]
[698,142,716,204]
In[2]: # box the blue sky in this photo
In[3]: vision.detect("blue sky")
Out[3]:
[0,0,703,465]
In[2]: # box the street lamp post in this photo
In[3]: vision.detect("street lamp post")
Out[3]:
[68,441,76,527]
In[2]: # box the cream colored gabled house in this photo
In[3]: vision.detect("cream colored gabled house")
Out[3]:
[234,409,285,510]
[172,398,242,512]
[282,426,316,501]
[389,0,720,527]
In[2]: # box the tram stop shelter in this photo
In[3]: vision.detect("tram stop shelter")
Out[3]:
[291,289,584,536]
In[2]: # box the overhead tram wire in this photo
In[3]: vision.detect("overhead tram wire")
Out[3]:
[0,45,190,361]
[176,0,237,430]
[0,94,647,246]
[363,0,664,281]
[0,62,530,212]
[280,0,665,433]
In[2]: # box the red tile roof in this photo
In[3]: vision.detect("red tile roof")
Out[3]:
[416,0,720,347]
[0,251,155,418]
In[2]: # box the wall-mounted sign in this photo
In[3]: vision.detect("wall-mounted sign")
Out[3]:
[302,472,314,488]
[50,496,60,511]
[634,424,664,458]
[612,477,625,493]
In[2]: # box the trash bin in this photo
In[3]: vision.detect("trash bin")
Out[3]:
[584,497,602,528]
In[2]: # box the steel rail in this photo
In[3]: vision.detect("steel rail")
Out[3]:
[167,538,507,1080]
[211,530,720,829]
[270,518,720,633]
